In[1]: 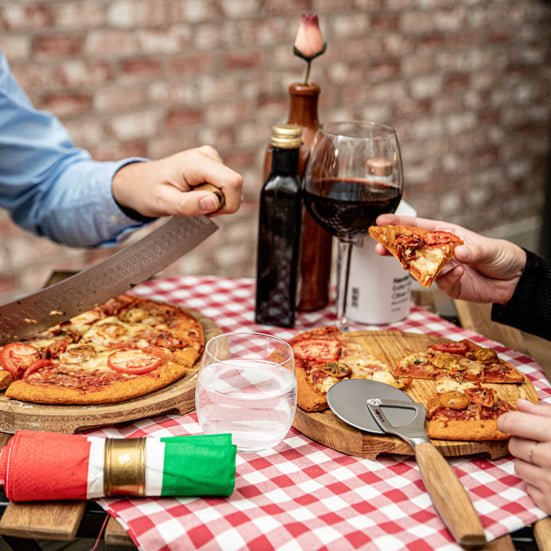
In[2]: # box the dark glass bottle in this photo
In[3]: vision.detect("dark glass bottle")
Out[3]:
[263,83,332,312]
[255,124,303,328]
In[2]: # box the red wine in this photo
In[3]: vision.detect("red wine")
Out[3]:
[303,178,402,241]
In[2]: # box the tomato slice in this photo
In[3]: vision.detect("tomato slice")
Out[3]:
[0,343,40,377]
[292,339,341,361]
[107,349,161,375]
[22,359,53,379]
[424,231,462,246]
[429,342,469,355]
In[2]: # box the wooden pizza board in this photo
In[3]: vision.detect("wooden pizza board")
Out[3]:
[0,308,221,434]
[293,330,539,460]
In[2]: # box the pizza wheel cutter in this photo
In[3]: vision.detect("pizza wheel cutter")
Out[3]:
[327,379,486,549]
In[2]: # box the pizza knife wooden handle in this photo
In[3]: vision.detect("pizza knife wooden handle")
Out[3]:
[414,442,486,549]
[194,183,225,208]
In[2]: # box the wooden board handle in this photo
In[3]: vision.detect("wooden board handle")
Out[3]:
[415,442,486,548]
[194,183,225,208]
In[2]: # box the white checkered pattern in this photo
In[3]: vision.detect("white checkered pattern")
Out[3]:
[91,276,551,550]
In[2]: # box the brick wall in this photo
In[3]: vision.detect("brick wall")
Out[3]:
[0,0,550,303]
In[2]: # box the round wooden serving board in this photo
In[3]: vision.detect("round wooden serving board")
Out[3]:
[0,308,221,434]
[293,330,539,460]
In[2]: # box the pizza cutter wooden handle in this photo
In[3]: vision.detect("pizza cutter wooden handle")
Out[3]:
[414,442,486,549]
[194,183,225,208]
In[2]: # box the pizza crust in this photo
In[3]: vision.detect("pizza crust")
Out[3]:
[5,360,195,405]
[0,371,12,391]
[296,364,329,412]
[426,418,510,441]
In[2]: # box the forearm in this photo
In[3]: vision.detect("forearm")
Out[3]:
[0,51,150,247]
[18,158,150,247]
[492,250,551,340]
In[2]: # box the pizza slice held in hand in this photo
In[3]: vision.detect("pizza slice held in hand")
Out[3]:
[368,225,463,287]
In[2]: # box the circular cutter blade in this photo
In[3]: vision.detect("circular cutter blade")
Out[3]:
[327,379,416,435]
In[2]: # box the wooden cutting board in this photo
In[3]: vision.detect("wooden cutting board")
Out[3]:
[293,330,539,460]
[0,308,221,434]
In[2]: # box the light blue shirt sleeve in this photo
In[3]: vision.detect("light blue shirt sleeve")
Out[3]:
[0,52,151,247]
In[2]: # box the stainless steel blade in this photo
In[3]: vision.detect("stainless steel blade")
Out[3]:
[327,379,416,435]
[0,215,217,343]
[366,398,429,447]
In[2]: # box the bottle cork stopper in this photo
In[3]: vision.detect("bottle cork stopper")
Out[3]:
[271,124,302,149]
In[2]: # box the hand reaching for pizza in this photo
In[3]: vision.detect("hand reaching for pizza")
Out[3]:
[375,214,527,304]
[497,399,551,514]
[112,145,243,219]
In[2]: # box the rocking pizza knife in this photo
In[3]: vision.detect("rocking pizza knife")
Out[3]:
[0,184,223,345]
[327,379,487,549]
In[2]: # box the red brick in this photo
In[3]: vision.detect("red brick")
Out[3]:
[369,59,401,80]
[39,94,93,117]
[165,109,204,129]
[263,0,312,15]
[223,51,262,70]
[444,72,471,92]
[371,13,400,30]
[0,4,52,31]
[34,34,84,57]
[85,30,135,56]
[89,140,149,161]
[147,134,201,159]
[52,3,106,28]
[94,86,147,113]
[168,53,213,75]
[121,58,162,80]
[56,61,113,88]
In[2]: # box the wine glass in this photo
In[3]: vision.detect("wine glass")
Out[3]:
[303,121,404,329]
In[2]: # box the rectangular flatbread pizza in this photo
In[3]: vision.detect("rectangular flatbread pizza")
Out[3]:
[288,327,533,441]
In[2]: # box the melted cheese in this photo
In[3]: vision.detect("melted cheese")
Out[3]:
[317,375,339,394]
[371,370,401,387]
[344,354,389,378]
[410,247,445,276]
[436,377,475,394]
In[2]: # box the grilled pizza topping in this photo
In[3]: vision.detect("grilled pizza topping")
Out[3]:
[107,349,162,375]
[22,359,53,379]
[439,391,469,410]
[0,343,40,377]
[318,361,352,378]
[428,342,468,355]
[424,231,462,246]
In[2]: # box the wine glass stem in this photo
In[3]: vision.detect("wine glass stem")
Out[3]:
[336,239,353,331]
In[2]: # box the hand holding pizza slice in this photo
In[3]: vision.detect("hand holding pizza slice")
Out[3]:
[371,214,527,304]
[369,224,463,287]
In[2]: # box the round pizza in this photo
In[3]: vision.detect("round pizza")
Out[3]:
[0,295,205,405]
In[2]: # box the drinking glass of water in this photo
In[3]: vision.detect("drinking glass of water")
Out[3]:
[195,332,296,452]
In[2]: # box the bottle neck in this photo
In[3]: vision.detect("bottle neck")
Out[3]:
[287,82,320,128]
[271,147,299,176]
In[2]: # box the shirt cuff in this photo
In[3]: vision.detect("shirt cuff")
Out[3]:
[96,157,155,246]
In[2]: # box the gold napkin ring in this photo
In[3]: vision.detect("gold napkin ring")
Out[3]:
[104,438,146,497]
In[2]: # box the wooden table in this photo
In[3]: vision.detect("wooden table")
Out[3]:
[0,286,549,550]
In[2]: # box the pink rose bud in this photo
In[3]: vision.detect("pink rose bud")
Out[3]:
[294,14,325,59]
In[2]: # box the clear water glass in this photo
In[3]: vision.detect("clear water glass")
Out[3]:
[195,332,296,452]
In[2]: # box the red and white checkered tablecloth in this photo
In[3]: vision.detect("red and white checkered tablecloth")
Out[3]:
[90,275,551,551]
